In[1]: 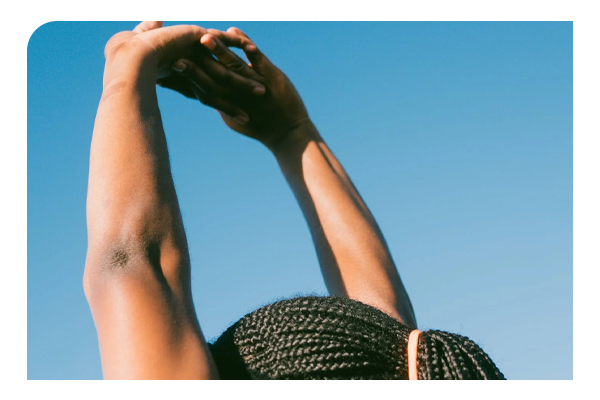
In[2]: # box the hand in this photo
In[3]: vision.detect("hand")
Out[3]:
[103,22,205,79]
[169,27,310,151]
[157,28,268,125]
[104,21,264,90]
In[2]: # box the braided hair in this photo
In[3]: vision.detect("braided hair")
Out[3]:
[209,295,505,380]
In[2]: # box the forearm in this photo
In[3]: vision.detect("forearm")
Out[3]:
[273,121,416,326]
[87,55,186,265]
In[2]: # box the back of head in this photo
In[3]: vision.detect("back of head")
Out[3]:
[209,296,505,380]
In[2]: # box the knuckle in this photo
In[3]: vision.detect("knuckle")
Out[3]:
[212,41,226,53]
[216,68,232,83]
[183,24,203,36]
[231,26,249,38]
[225,60,246,73]
[103,32,128,58]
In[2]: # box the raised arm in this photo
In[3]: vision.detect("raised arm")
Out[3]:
[167,29,416,326]
[272,121,416,326]
[84,22,221,379]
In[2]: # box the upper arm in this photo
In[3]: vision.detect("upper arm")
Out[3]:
[84,239,218,380]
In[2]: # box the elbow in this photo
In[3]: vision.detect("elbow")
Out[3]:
[83,234,151,301]
[84,201,189,299]
[83,227,189,302]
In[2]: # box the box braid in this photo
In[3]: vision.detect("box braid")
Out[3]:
[416,330,504,379]
[209,295,504,380]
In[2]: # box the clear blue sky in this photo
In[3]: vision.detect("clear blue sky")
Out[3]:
[27,22,572,379]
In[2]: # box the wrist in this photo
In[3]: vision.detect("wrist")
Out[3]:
[269,117,319,156]
[103,43,159,92]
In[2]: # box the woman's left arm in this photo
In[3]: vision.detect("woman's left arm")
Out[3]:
[84,23,218,379]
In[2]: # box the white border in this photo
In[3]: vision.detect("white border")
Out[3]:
[10,0,593,396]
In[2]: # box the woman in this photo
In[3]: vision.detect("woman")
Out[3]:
[84,21,504,380]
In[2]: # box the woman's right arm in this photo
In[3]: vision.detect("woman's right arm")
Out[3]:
[172,30,416,326]
[270,120,416,326]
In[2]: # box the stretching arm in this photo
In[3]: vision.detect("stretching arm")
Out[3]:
[84,24,218,379]
[272,121,416,326]
[169,30,416,326]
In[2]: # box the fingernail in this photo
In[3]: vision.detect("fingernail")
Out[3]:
[172,61,186,72]
[252,86,265,95]
[245,44,257,52]
[203,36,217,50]
[233,115,249,125]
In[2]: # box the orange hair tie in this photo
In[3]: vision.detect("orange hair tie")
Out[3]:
[407,329,422,380]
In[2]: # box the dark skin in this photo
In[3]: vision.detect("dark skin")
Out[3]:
[86,21,415,380]
[159,27,311,151]
[85,22,266,380]
[163,28,417,325]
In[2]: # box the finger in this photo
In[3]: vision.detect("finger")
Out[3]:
[190,86,250,125]
[133,21,163,33]
[209,27,275,77]
[227,27,251,41]
[171,59,222,96]
[156,75,197,99]
[240,42,275,77]
[193,55,266,96]
[200,34,256,78]
[206,27,253,48]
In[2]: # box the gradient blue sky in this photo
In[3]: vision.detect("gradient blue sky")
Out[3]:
[27,22,572,379]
